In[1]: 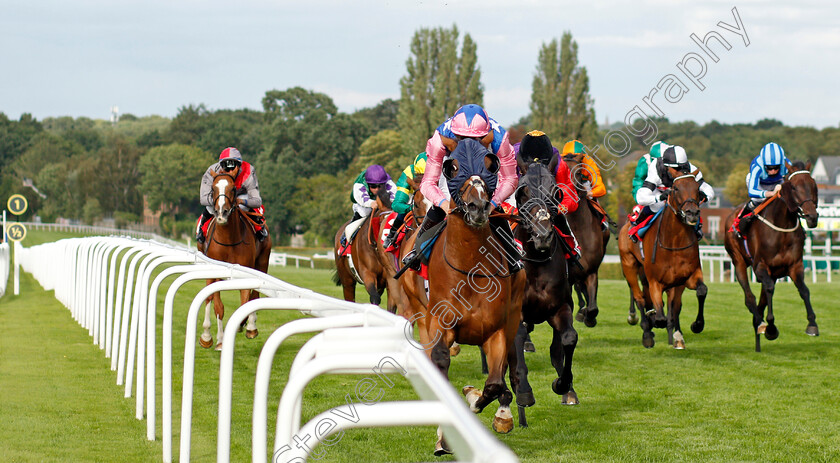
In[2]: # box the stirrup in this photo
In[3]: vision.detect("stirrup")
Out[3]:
[257,228,268,242]
[196,232,205,244]
[402,249,421,271]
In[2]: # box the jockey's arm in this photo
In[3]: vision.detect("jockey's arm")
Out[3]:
[636,166,662,206]
[239,170,262,208]
[392,171,413,214]
[199,167,215,208]
[490,132,518,207]
[583,155,606,197]
[632,156,649,197]
[555,161,580,214]
[746,164,767,199]
[690,162,715,201]
[420,132,449,208]
[353,181,375,208]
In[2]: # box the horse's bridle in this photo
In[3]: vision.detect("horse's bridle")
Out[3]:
[212,173,238,213]
[666,173,701,223]
[784,170,816,217]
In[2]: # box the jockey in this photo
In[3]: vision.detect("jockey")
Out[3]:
[197,147,267,243]
[383,152,427,250]
[402,103,521,271]
[561,139,614,231]
[516,130,582,263]
[632,145,714,241]
[350,164,397,222]
[731,142,788,237]
[633,141,669,198]
[628,141,670,224]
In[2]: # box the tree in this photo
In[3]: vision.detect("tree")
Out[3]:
[397,25,483,154]
[345,130,409,180]
[287,174,347,243]
[167,104,208,145]
[0,113,44,171]
[530,32,597,144]
[89,134,144,215]
[353,99,400,133]
[138,144,212,221]
[724,165,751,206]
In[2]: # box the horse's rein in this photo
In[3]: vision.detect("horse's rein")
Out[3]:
[666,174,700,220]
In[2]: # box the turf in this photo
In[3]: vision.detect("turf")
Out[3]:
[1,237,839,462]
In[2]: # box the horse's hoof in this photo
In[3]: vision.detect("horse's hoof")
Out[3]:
[653,316,667,329]
[215,342,223,351]
[462,386,482,412]
[583,316,597,328]
[246,329,259,339]
[627,313,639,325]
[574,310,585,323]
[690,320,705,334]
[757,322,768,335]
[764,324,779,341]
[516,390,535,407]
[523,341,535,353]
[642,333,655,349]
[551,378,571,396]
[199,337,213,349]
[433,438,453,456]
[674,339,686,350]
[806,325,819,337]
[562,390,579,405]
[492,408,514,434]
[449,344,461,357]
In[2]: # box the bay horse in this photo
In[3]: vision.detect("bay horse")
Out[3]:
[562,155,611,327]
[513,160,579,422]
[333,185,396,311]
[419,138,526,454]
[618,169,708,349]
[724,161,819,352]
[199,171,272,350]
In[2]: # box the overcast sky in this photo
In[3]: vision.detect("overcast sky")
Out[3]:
[2,0,838,129]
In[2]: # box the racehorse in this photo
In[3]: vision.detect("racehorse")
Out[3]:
[418,139,526,454]
[562,154,611,327]
[618,168,708,349]
[199,171,272,350]
[512,160,579,421]
[724,161,819,352]
[333,185,395,311]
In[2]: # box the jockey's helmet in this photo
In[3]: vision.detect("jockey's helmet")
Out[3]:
[450,104,491,138]
[519,130,555,165]
[562,140,587,157]
[662,145,689,172]
[759,142,786,168]
[219,147,242,172]
[649,141,669,158]
[365,165,390,185]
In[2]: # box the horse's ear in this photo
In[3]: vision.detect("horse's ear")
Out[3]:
[210,170,219,178]
[806,161,812,171]
[516,154,529,174]
[480,131,494,148]
[441,135,458,152]
[485,153,500,174]
[691,168,699,177]
[443,158,459,180]
[548,153,559,176]
[407,174,423,191]
[781,181,798,212]
[785,160,794,172]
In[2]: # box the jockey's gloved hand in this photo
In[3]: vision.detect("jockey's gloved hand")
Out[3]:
[699,191,708,203]
[658,192,669,202]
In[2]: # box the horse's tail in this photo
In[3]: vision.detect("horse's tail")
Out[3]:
[331,268,341,286]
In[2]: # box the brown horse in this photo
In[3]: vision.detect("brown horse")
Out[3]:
[724,161,819,352]
[512,160,579,423]
[389,178,430,319]
[333,185,395,311]
[418,139,526,454]
[562,155,611,327]
[199,171,272,350]
[618,169,708,349]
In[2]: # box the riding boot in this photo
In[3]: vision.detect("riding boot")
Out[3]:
[342,211,364,247]
[734,201,758,238]
[383,213,406,249]
[402,206,446,271]
[489,211,524,273]
[554,214,583,270]
[196,210,213,244]
[257,227,268,242]
[630,206,653,243]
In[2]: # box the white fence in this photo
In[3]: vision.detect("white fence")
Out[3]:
[0,242,8,297]
[16,236,517,463]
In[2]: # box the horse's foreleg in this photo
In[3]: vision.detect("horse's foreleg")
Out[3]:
[732,256,757,315]
[621,260,645,326]
[243,289,258,339]
[789,262,819,336]
[548,305,578,404]
[465,330,513,433]
[582,272,600,327]
[213,292,224,351]
[573,281,586,322]
[757,266,778,343]
[668,287,685,349]
[686,269,707,334]
[512,322,534,411]
[648,280,668,329]
[200,296,214,349]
